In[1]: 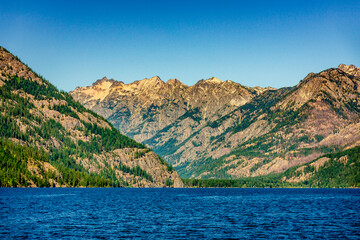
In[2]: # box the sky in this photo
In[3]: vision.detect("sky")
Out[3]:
[0,0,359,91]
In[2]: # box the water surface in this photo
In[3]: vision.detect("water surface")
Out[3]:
[1,188,359,239]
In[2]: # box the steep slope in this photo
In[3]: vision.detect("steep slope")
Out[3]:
[183,145,360,188]
[70,75,273,175]
[185,64,360,178]
[71,76,271,143]
[280,145,360,187]
[0,46,183,187]
[72,64,360,179]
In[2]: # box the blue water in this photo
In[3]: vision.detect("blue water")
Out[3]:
[0,188,359,239]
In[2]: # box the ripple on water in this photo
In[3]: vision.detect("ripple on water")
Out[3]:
[0,188,359,239]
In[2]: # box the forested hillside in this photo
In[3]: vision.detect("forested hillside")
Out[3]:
[0,46,183,187]
[184,145,360,188]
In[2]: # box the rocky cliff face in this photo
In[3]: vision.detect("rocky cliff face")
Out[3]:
[0,46,183,187]
[71,64,360,179]
[71,76,271,143]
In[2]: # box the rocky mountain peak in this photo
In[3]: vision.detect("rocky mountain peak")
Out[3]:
[92,76,114,85]
[91,77,117,90]
[166,78,185,86]
[338,64,360,77]
[195,77,223,86]
[277,64,360,111]
[143,75,163,82]
[205,77,223,83]
[134,76,165,89]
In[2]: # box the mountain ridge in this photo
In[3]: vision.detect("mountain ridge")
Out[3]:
[71,63,360,179]
[71,74,267,145]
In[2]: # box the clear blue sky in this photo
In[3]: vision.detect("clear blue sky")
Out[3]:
[1,0,359,91]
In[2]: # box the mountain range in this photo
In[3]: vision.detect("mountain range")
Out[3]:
[1,45,359,188]
[0,46,183,187]
[71,64,360,180]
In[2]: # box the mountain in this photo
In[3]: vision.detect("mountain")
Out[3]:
[0,46,183,187]
[185,64,360,179]
[70,75,273,175]
[71,76,272,142]
[184,145,360,188]
[71,64,360,180]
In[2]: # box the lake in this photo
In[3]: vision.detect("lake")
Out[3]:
[0,188,359,239]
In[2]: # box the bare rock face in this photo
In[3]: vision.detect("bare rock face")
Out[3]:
[338,64,360,77]
[71,64,360,179]
[71,76,265,143]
